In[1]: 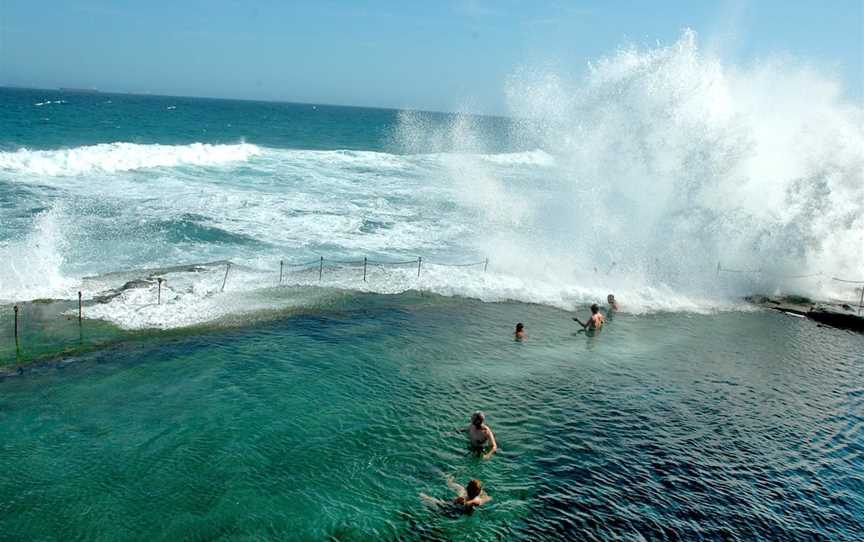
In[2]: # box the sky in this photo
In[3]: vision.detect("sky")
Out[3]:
[0,0,861,113]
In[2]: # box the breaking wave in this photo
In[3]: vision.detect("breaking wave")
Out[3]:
[0,142,262,175]
[1,30,861,331]
[400,29,864,303]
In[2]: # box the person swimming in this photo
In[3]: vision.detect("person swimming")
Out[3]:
[420,476,492,515]
[459,411,498,459]
[573,304,605,331]
[514,322,526,341]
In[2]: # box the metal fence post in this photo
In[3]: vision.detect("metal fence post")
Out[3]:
[221,262,231,292]
[859,287,863,316]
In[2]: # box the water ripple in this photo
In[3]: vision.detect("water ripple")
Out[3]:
[0,303,862,540]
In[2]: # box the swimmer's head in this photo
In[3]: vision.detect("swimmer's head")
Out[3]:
[607,294,615,303]
[515,323,524,333]
[466,479,482,500]
[591,303,600,314]
[471,411,485,427]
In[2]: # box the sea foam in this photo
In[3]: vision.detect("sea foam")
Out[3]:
[1,30,861,330]
[399,29,864,304]
[0,142,261,175]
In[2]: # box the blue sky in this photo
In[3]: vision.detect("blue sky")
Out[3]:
[1,0,861,113]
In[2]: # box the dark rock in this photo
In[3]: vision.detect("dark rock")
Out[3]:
[746,294,863,333]
[744,294,774,304]
[807,309,864,332]
[120,279,153,290]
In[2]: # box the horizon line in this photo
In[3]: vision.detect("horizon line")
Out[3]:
[0,84,511,120]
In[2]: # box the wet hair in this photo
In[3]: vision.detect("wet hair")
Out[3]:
[591,303,600,313]
[515,323,524,332]
[471,411,485,426]
[466,480,482,500]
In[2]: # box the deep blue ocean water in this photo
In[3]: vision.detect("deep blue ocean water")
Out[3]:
[0,87,514,152]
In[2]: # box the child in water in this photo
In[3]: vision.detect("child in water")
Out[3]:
[514,322,526,341]
[421,476,492,515]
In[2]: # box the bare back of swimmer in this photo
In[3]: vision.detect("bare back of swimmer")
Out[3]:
[421,477,492,515]
[573,303,605,330]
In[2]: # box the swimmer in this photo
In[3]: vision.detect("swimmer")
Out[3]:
[607,294,619,312]
[514,322,526,341]
[573,303,605,331]
[420,476,492,515]
[459,411,498,459]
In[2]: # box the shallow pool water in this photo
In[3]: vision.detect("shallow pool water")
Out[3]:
[1,295,862,540]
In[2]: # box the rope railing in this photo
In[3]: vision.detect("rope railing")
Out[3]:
[5,256,863,366]
[716,262,863,314]
[328,259,367,265]
[366,259,420,265]
[830,277,864,315]
[716,263,863,283]
[426,259,488,267]
[716,262,824,279]
[831,277,864,284]
[5,290,86,369]
[277,255,490,283]
[285,259,322,268]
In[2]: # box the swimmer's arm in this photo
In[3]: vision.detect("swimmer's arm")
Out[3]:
[482,428,498,459]
[465,494,492,507]
[446,475,466,497]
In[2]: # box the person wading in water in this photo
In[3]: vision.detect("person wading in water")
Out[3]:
[573,303,605,331]
[458,411,498,460]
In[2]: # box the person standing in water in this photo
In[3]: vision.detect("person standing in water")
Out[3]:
[573,304,605,331]
[514,323,526,341]
[459,411,498,459]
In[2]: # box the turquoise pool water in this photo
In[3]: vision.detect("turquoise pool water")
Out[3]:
[2,295,861,540]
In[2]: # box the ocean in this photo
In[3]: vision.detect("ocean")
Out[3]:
[1,34,863,540]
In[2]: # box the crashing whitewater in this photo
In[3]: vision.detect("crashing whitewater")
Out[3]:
[0,31,861,330]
